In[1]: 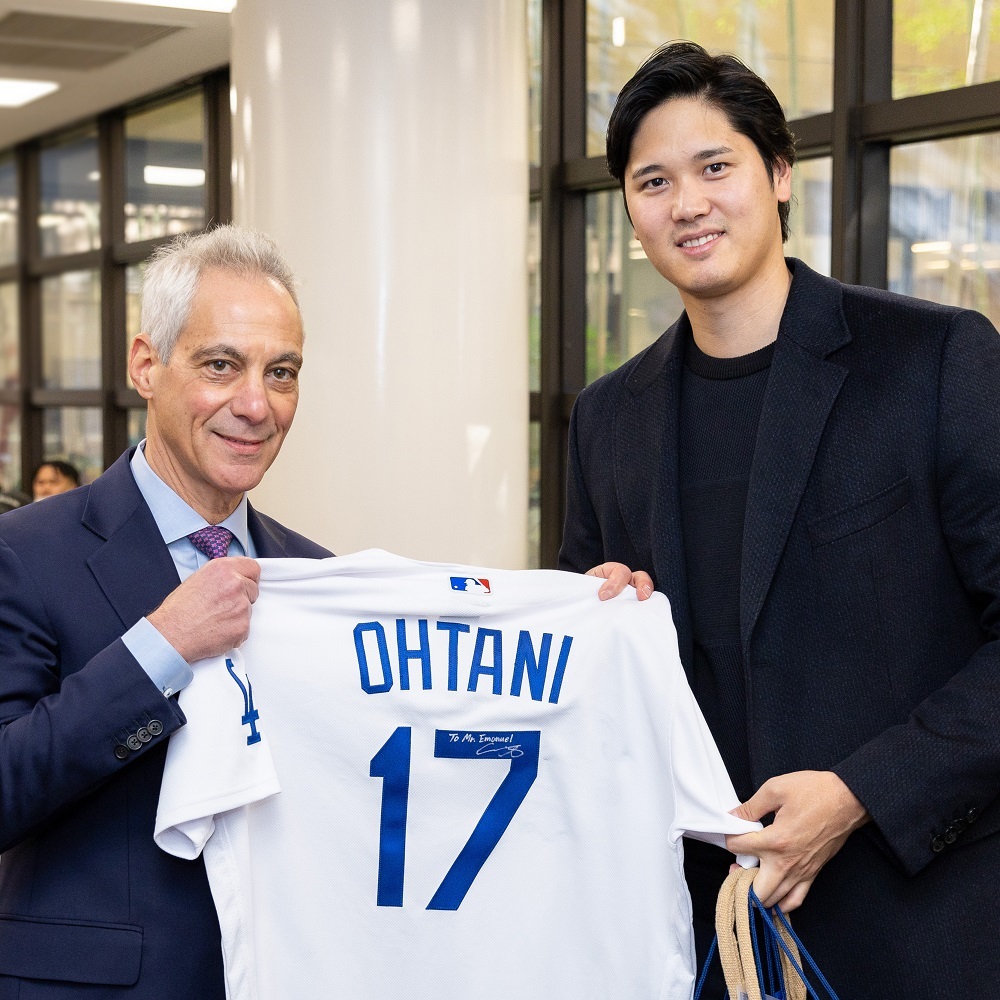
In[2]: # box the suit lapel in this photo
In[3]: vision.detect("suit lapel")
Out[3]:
[82,455,295,628]
[616,317,694,668]
[83,451,181,629]
[740,262,851,650]
[248,505,288,557]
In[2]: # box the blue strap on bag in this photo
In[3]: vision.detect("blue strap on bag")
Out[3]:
[693,868,841,1000]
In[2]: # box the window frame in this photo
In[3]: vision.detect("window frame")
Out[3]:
[0,68,230,492]
[531,0,1000,567]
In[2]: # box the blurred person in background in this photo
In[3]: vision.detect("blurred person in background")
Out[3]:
[31,459,80,501]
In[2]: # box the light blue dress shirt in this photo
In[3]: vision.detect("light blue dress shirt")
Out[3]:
[120,441,256,698]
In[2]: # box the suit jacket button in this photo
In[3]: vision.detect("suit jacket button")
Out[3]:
[930,836,945,852]
[126,734,142,751]
[944,829,957,844]
[966,806,979,824]
[148,720,163,736]
[114,745,129,760]
[137,727,152,743]
[952,817,967,834]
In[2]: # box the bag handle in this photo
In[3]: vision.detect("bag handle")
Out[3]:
[714,868,806,1000]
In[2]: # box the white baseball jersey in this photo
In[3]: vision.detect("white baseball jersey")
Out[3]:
[155,550,757,1000]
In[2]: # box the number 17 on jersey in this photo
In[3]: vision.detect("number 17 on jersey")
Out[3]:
[370,728,541,911]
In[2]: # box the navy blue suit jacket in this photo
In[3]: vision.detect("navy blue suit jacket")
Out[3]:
[560,260,1000,993]
[0,450,331,997]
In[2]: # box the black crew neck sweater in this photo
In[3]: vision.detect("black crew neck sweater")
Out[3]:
[678,335,774,802]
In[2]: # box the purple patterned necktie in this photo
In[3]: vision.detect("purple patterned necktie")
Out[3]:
[187,525,234,560]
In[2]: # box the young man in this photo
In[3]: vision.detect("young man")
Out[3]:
[560,41,1000,994]
[0,226,331,998]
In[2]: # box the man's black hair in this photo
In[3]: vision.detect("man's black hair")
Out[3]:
[606,40,797,241]
[33,460,80,487]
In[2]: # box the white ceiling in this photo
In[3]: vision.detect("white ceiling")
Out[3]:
[0,0,229,150]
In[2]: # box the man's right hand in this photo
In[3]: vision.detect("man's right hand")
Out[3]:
[147,557,261,663]
[586,562,654,601]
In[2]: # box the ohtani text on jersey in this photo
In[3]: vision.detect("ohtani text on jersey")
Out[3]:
[353,619,574,705]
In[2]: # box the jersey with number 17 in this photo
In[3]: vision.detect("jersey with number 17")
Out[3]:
[154,550,758,1000]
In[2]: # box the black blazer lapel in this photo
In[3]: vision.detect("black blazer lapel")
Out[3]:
[82,451,181,630]
[740,262,851,650]
[617,317,694,667]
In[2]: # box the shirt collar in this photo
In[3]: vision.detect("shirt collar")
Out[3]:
[130,440,251,552]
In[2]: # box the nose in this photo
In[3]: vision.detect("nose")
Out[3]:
[229,373,271,424]
[671,176,710,223]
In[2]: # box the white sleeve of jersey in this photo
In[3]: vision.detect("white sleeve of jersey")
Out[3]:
[664,649,762,864]
[154,649,281,860]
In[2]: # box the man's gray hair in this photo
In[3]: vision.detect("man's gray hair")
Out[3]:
[140,224,301,361]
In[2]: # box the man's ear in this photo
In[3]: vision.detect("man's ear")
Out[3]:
[774,158,793,204]
[129,333,159,400]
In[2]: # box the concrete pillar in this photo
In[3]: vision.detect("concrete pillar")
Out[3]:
[232,0,528,566]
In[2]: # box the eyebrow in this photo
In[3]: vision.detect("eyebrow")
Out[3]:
[630,145,736,181]
[190,345,303,367]
[694,146,734,161]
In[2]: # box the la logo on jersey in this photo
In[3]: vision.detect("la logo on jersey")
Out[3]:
[450,576,491,595]
[226,657,262,746]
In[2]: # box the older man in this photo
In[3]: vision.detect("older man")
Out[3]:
[0,226,330,998]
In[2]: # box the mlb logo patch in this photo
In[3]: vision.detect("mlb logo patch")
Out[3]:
[450,576,491,595]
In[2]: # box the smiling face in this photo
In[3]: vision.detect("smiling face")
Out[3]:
[624,96,791,308]
[129,267,304,522]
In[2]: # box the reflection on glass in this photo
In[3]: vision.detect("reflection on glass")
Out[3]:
[128,408,148,448]
[889,133,1000,328]
[0,283,18,390]
[126,262,148,387]
[528,0,542,165]
[125,91,206,243]
[41,271,101,389]
[0,155,16,267]
[40,131,100,256]
[0,404,20,495]
[894,1,1000,99]
[44,407,102,485]
[586,0,834,156]
[787,156,832,276]
[528,200,541,392]
[528,421,540,568]
[585,189,682,384]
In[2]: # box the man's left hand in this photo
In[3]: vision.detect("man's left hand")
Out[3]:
[725,770,869,912]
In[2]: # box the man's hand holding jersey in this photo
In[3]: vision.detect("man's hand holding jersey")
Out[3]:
[586,561,872,913]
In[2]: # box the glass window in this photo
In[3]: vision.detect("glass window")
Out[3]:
[0,404,20,498]
[128,408,148,448]
[893,2,1000,99]
[528,421,540,568]
[0,155,16,267]
[0,283,18,390]
[528,0,542,166]
[586,0,834,156]
[528,200,541,392]
[41,271,101,389]
[43,407,102,485]
[888,132,1000,328]
[39,131,100,256]
[125,91,206,243]
[585,188,682,384]
[787,156,832,276]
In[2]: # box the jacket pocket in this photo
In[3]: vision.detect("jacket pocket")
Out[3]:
[0,914,142,985]
[808,476,910,548]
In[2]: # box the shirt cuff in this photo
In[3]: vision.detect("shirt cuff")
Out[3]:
[121,617,195,698]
